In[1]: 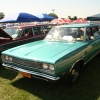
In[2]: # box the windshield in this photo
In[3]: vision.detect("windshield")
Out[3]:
[3,28,21,39]
[45,27,84,42]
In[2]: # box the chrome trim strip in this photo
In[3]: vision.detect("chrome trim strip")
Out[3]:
[2,63,60,81]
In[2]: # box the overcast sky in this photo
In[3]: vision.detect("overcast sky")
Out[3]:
[0,0,100,18]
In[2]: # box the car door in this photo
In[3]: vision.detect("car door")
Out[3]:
[83,27,100,63]
[21,27,37,43]
[92,26,100,51]
[7,27,34,48]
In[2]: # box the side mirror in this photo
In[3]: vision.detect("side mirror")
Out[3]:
[90,36,94,40]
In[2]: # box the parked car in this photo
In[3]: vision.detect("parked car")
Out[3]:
[0,24,55,63]
[1,23,100,85]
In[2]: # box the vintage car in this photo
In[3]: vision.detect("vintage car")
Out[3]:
[0,24,55,63]
[1,23,100,85]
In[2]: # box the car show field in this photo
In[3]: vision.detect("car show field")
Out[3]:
[1,0,100,100]
[0,55,100,100]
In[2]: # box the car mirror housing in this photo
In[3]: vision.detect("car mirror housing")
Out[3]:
[90,36,94,40]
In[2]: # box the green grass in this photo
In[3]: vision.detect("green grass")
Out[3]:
[0,56,100,100]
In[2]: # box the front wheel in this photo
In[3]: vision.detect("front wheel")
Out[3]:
[67,63,80,86]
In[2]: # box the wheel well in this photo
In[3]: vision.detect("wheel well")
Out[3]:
[68,59,84,76]
[72,59,84,70]
[66,60,83,86]
[77,60,84,69]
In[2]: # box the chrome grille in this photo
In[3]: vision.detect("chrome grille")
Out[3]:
[3,56,55,74]
[12,57,42,69]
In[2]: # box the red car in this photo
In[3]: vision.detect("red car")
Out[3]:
[0,24,54,63]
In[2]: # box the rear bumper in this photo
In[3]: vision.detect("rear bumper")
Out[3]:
[2,63,60,81]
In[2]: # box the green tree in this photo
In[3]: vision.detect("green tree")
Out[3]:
[68,16,71,19]
[68,16,74,20]
[48,13,58,18]
[84,18,87,20]
[0,12,5,19]
[73,16,77,20]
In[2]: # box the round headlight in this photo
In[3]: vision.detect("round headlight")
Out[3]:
[49,65,54,71]
[5,56,9,60]
[43,63,48,69]
[9,57,12,61]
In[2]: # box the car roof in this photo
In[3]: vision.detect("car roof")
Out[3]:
[5,23,55,29]
[7,24,36,29]
[56,23,100,28]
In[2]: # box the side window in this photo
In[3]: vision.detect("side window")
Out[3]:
[92,26,99,38]
[20,29,25,37]
[33,27,44,35]
[78,28,84,36]
[21,28,33,37]
[98,26,100,32]
[78,28,84,40]
[42,25,53,34]
[86,27,93,40]
[92,26,98,33]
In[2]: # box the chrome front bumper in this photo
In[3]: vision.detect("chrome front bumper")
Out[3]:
[2,63,60,81]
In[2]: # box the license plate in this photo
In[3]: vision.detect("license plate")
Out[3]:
[21,72,31,78]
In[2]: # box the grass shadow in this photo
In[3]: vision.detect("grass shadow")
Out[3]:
[11,56,100,100]
[0,66,18,80]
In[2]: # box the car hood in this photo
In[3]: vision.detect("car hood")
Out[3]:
[0,28,12,39]
[2,40,86,63]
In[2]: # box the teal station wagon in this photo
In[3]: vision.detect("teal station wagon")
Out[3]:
[1,23,100,85]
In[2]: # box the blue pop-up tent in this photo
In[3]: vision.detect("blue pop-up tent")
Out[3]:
[0,12,41,23]
[35,13,55,21]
